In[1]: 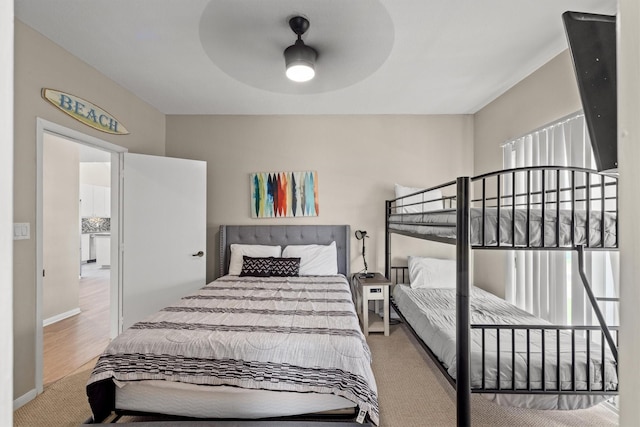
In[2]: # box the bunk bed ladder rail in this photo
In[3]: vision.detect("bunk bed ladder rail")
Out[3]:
[574,168,619,364]
[576,244,619,364]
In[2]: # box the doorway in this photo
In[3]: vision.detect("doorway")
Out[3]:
[41,134,112,384]
[36,118,126,393]
[35,118,207,395]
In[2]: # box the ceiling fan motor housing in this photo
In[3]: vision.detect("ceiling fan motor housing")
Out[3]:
[289,16,310,36]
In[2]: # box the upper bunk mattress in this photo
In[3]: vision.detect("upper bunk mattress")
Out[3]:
[392,284,618,410]
[388,207,616,248]
[87,275,379,425]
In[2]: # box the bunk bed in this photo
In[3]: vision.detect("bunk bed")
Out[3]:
[385,166,619,426]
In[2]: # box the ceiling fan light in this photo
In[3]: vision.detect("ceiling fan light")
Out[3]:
[284,40,317,82]
[286,64,315,82]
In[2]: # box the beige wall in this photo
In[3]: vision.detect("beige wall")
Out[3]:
[474,50,582,176]
[472,50,583,297]
[1,0,13,422]
[618,0,640,423]
[43,133,79,320]
[13,20,166,400]
[166,115,474,281]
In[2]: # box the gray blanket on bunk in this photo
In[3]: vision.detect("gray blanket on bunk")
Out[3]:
[393,284,618,410]
[389,207,617,247]
[87,275,379,425]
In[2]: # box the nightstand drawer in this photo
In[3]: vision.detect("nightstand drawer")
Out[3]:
[364,286,385,300]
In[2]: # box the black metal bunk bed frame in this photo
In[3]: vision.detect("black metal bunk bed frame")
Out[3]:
[384,166,619,427]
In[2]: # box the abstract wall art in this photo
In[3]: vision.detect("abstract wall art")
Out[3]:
[250,171,318,218]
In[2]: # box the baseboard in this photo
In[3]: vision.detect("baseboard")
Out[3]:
[13,388,37,410]
[43,307,81,327]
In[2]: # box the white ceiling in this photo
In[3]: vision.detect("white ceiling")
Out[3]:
[15,0,617,115]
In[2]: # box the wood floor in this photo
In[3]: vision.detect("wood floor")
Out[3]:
[43,263,111,385]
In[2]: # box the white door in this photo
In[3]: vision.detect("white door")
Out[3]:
[121,153,206,330]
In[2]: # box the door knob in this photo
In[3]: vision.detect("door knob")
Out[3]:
[192,251,204,257]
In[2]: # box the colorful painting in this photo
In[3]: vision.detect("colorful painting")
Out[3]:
[250,171,319,218]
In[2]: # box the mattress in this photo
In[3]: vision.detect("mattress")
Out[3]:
[87,275,379,425]
[115,380,355,419]
[392,284,618,410]
[388,207,617,248]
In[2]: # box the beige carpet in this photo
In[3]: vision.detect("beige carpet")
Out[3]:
[14,325,618,426]
[367,324,617,427]
[14,358,96,427]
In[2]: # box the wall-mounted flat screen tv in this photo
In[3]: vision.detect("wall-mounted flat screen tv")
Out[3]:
[563,11,617,173]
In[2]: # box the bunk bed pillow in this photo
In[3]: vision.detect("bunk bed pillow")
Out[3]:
[228,244,281,275]
[408,256,456,289]
[394,184,443,214]
[282,242,338,275]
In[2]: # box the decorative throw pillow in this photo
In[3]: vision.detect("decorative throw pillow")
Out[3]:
[239,256,273,277]
[271,257,301,277]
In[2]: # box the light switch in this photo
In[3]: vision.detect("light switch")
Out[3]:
[13,223,30,240]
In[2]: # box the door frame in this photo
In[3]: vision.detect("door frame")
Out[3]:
[35,118,126,394]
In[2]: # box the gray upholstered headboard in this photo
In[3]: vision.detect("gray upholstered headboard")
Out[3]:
[219,225,350,277]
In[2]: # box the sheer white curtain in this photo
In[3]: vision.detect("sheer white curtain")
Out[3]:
[502,113,619,326]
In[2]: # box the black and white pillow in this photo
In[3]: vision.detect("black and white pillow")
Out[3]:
[239,256,273,277]
[271,257,301,277]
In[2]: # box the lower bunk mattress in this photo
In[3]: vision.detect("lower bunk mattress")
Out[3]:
[87,275,379,425]
[392,284,618,410]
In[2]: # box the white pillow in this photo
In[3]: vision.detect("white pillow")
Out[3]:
[282,242,338,275]
[408,256,456,289]
[394,183,443,214]
[228,244,281,275]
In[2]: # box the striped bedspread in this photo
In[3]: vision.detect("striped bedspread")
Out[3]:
[87,275,379,425]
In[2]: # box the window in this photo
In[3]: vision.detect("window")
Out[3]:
[502,113,619,327]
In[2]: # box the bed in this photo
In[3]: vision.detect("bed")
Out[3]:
[385,166,619,426]
[86,225,379,425]
[393,282,617,410]
[388,166,617,249]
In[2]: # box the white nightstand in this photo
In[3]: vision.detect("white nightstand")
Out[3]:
[353,272,390,336]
